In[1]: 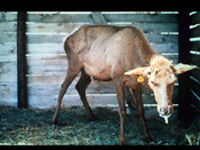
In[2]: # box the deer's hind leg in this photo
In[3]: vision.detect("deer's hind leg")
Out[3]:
[52,61,82,125]
[76,70,96,121]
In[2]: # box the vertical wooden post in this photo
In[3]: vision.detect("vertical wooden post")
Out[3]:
[178,11,191,127]
[91,12,107,25]
[17,11,28,108]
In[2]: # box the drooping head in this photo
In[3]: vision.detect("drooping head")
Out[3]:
[125,55,197,123]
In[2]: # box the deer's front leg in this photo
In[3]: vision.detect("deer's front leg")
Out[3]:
[115,81,126,145]
[132,85,152,142]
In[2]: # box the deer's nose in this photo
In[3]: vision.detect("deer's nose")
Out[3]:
[160,106,170,116]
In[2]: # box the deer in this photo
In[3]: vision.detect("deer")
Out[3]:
[52,25,197,145]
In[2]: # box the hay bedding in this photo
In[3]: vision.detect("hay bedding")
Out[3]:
[0,106,199,145]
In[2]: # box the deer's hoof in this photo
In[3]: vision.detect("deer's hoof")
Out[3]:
[118,137,126,145]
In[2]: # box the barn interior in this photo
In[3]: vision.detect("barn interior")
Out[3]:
[0,11,199,145]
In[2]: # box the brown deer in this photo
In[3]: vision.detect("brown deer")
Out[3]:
[52,25,196,144]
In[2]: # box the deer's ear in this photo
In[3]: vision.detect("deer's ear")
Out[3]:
[124,67,151,77]
[173,63,197,74]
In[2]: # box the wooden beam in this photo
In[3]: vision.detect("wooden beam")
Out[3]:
[17,11,28,108]
[91,12,107,25]
[177,11,191,127]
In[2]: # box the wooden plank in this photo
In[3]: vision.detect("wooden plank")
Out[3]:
[17,11,28,108]
[28,94,118,109]
[104,14,178,23]
[26,33,64,44]
[0,32,65,43]
[28,84,114,96]
[108,23,178,33]
[0,62,16,73]
[0,94,17,107]
[26,23,82,33]
[139,22,178,33]
[0,84,17,95]
[27,43,65,54]
[26,22,178,35]
[146,34,178,43]
[27,64,67,74]
[102,11,178,15]
[0,12,17,22]
[0,43,17,55]
[27,54,67,66]
[151,43,178,53]
[0,72,17,82]
[27,73,71,86]
[0,32,17,43]
[190,12,200,25]
[0,22,17,32]
[0,54,17,63]
[27,14,94,23]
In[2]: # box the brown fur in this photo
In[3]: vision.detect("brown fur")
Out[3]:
[52,25,168,144]
[150,55,173,70]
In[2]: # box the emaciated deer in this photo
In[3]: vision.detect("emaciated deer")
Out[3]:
[52,25,196,144]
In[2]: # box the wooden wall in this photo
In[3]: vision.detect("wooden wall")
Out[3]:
[189,11,200,113]
[0,12,17,107]
[0,11,179,109]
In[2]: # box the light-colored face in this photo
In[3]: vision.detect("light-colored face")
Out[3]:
[124,56,197,123]
[148,67,177,118]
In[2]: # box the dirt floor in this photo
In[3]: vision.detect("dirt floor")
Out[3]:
[0,105,199,145]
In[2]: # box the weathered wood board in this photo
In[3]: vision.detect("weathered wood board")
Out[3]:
[0,12,18,107]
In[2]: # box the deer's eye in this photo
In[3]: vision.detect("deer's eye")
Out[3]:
[147,71,151,75]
